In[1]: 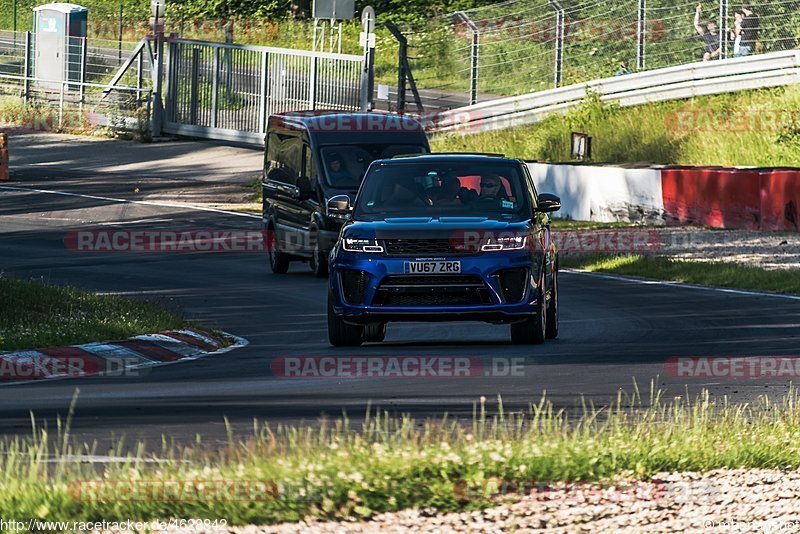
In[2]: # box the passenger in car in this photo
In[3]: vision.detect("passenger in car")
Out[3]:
[433,177,463,206]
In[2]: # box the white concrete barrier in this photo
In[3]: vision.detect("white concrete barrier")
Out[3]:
[528,162,665,224]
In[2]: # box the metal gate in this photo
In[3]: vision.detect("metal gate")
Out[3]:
[163,38,364,145]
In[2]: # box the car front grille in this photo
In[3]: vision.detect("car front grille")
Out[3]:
[381,238,477,257]
[373,274,492,307]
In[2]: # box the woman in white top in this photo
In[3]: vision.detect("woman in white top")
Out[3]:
[731,12,743,56]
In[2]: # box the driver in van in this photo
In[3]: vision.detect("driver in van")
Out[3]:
[326,153,355,185]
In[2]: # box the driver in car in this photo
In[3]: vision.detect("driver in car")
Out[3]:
[479,174,507,199]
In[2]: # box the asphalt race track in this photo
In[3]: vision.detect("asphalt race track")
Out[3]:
[1,162,799,449]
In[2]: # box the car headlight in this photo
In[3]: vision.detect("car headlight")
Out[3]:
[481,235,528,251]
[342,238,384,253]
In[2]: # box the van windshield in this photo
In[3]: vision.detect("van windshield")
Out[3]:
[321,144,427,189]
[354,162,532,220]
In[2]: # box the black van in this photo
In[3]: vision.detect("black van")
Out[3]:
[262,111,430,276]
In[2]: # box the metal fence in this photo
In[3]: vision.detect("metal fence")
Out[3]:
[400,0,800,105]
[0,30,151,91]
[163,38,364,144]
[0,28,364,143]
[0,30,150,134]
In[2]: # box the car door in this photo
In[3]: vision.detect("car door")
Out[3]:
[523,164,553,287]
[295,141,320,255]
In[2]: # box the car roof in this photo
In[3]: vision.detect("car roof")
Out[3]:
[377,153,520,165]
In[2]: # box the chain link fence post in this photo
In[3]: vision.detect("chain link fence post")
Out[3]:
[637,0,646,69]
[719,0,729,59]
[454,11,480,105]
[23,32,31,104]
[548,0,564,87]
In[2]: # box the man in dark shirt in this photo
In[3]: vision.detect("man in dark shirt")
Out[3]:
[737,3,759,56]
[693,4,721,61]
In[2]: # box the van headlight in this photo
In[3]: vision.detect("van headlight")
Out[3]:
[342,238,384,253]
[481,235,528,251]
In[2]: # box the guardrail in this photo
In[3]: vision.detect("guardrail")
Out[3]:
[429,50,800,134]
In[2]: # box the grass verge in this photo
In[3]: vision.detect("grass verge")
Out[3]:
[7,388,800,524]
[561,254,800,294]
[431,86,800,167]
[0,276,183,351]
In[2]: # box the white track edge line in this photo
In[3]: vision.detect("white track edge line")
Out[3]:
[0,185,261,219]
[563,268,800,301]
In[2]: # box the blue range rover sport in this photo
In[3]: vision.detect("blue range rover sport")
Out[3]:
[326,154,561,346]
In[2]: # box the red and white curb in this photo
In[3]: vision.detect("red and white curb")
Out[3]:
[0,328,248,385]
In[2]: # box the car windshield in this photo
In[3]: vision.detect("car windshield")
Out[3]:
[321,144,427,189]
[354,161,531,219]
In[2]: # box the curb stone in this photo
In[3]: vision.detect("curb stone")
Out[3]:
[0,328,248,384]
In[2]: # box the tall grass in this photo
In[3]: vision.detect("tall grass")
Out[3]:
[0,276,182,350]
[432,86,800,167]
[6,388,800,524]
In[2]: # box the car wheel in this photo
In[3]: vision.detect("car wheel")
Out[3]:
[328,289,363,347]
[267,224,290,274]
[510,285,546,345]
[545,267,558,339]
[309,230,329,278]
[363,322,387,343]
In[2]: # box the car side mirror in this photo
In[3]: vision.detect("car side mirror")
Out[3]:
[327,195,352,220]
[293,176,314,200]
[537,193,561,213]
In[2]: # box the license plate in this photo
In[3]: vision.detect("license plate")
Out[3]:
[404,261,461,274]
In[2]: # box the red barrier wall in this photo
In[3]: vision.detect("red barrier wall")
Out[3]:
[661,168,761,229]
[760,170,800,231]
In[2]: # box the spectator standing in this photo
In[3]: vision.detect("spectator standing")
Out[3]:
[738,3,759,56]
[731,12,743,56]
[694,4,721,61]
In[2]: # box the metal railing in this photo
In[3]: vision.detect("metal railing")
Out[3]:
[163,38,364,145]
[0,30,152,93]
[0,73,150,133]
[429,49,800,133]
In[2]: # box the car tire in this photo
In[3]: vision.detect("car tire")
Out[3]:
[545,267,558,340]
[328,289,363,347]
[309,230,329,278]
[510,285,546,345]
[267,223,290,274]
[363,322,387,343]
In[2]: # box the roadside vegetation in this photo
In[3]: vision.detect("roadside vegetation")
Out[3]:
[7,389,800,524]
[0,276,182,351]
[561,254,800,294]
[431,86,800,166]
